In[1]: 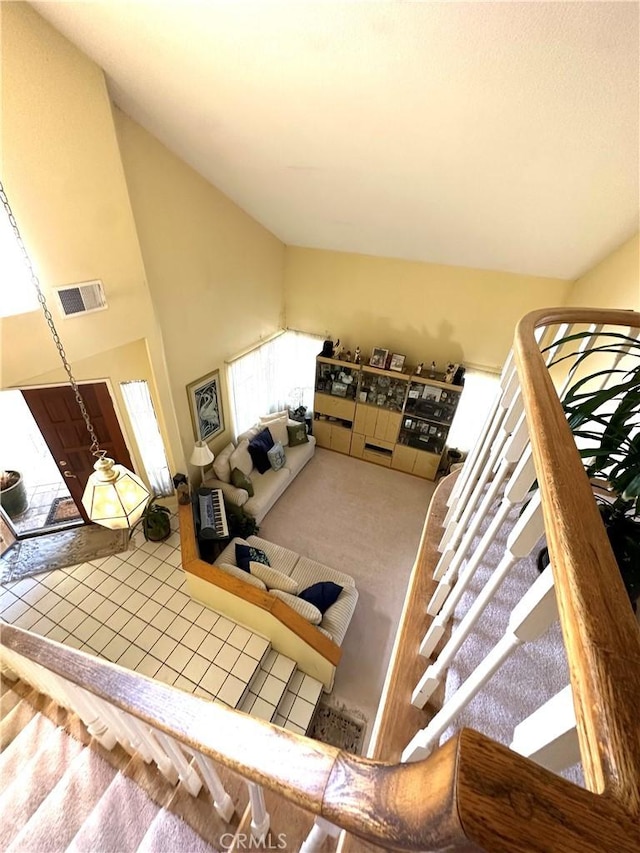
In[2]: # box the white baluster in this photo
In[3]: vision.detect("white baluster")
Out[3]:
[247,782,270,840]
[300,817,342,853]
[445,354,514,510]
[190,752,235,822]
[63,683,118,750]
[421,447,536,658]
[438,388,523,559]
[440,363,518,533]
[432,410,529,592]
[542,322,572,364]
[154,730,202,796]
[92,696,151,760]
[404,565,557,762]
[413,490,543,707]
[114,712,180,783]
[511,685,579,773]
[0,663,18,681]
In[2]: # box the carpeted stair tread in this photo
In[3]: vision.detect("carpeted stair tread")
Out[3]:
[0,695,39,750]
[0,724,83,848]
[66,772,160,853]
[0,709,57,781]
[138,807,222,853]
[7,740,118,852]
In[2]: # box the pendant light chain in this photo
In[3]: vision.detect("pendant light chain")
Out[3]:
[0,181,103,458]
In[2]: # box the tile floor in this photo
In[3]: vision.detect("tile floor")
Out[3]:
[0,515,321,734]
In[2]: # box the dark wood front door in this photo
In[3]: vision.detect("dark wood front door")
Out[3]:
[21,383,134,524]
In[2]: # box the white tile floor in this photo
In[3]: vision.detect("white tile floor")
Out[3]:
[0,516,321,734]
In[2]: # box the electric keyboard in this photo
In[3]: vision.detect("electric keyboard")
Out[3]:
[198,487,229,539]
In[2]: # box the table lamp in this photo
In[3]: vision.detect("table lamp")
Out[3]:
[190,440,214,486]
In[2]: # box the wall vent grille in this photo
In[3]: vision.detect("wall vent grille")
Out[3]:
[54,280,107,318]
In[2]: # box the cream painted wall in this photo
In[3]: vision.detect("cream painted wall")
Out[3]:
[284,248,571,371]
[0,2,183,479]
[113,109,285,466]
[565,234,639,311]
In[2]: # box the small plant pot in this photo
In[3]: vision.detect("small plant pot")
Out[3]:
[0,471,28,519]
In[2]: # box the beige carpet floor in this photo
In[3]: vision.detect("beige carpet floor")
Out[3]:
[259,447,436,746]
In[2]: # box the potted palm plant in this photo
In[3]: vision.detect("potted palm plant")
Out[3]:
[537,329,640,605]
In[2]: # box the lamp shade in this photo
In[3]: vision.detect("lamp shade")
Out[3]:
[190,440,214,467]
[82,457,150,530]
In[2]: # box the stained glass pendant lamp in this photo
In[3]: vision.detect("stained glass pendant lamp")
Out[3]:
[0,182,150,529]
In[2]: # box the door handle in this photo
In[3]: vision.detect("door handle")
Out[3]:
[63,471,77,479]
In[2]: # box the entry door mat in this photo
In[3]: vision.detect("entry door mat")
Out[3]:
[0,525,129,584]
[308,701,367,755]
[45,496,82,527]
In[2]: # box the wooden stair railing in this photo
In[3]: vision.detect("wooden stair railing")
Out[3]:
[514,308,640,815]
[2,621,639,851]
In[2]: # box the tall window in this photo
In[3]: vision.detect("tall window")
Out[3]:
[447,367,501,454]
[227,330,323,435]
[120,380,173,496]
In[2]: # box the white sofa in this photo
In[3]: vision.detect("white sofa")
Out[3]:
[216,535,358,647]
[203,412,315,523]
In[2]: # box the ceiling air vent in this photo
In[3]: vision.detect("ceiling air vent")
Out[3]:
[54,280,107,318]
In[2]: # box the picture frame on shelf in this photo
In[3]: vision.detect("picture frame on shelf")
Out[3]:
[389,353,406,372]
[369,347,389,368]
[187,368,225,443]
[423,386,442,402]
[331,381,348,397]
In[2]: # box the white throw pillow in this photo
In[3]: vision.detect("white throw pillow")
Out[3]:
[260,415,288,447]
[229,439,253,477]
[212,442,235,484]
[259,409,288,423]
[270,590,322,624]
[218,563,267,590]
[249,561,299,594]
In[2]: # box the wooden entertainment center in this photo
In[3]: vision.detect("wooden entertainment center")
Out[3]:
[313,355,463,480]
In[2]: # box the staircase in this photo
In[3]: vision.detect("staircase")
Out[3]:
[0,677,227,852]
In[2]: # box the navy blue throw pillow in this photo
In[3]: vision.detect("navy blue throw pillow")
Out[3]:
[298,581,343,614]
[236,543,270,573]
[248,427,275,474]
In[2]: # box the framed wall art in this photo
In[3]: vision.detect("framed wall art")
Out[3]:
[187,368,225,443]
[369,347,389,369]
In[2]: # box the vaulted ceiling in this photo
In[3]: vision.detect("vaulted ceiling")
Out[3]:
[31,1,639,280]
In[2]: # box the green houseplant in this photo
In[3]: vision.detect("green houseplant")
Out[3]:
[537,329,640,605]
[137,495,172,542]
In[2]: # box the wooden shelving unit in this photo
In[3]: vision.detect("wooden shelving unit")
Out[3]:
[313,356,463,480]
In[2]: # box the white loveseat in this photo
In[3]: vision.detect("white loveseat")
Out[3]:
[216,535,359,647]
[203,412,316,523]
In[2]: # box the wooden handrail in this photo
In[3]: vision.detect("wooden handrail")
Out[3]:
[178,501,341,665]
[3,621,639,851]
[514,307,640,815]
